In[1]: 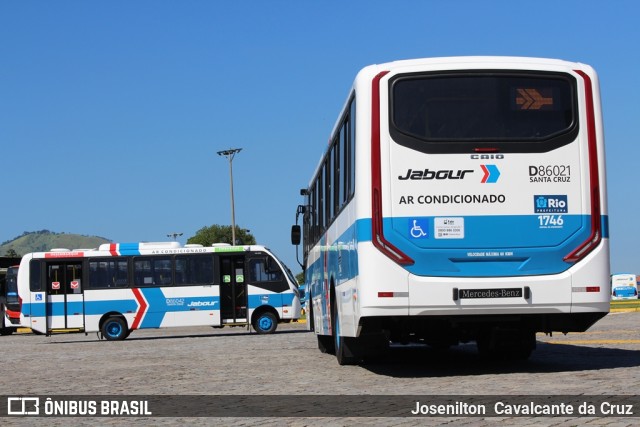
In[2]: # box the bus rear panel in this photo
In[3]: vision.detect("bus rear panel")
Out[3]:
[295,57,609,364]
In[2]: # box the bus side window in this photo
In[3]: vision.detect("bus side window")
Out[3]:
[134,259,153,287]
[175,255,214,286]
[89,259,129,289]
[29,260,42,292]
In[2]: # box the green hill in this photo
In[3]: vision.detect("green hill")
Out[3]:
[0,230,111,257]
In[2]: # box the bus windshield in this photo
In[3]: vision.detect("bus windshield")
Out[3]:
[5,266,19,306]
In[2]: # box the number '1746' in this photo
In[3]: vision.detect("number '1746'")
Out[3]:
[538,215,564,226]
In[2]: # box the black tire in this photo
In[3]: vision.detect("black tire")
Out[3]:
[332,293,360,365]
[0,316,14,335]
[101,316,128,341]
[315,292,334,354]
[317,334,335,354]
[477,329,535,361]
[506,331,536,360]
[252,311,278,334]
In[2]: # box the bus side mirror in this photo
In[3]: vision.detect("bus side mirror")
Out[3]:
[291,225,301,246]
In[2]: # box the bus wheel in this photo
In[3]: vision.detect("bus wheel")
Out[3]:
[317,335,335,354]
[0,317,12,335]
[253,311,278,334]
[332,298,360,365]
[101,316,128,341]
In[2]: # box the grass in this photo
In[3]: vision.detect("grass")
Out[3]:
[610,299,640,311]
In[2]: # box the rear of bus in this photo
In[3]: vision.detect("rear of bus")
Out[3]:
[360,57,609,354]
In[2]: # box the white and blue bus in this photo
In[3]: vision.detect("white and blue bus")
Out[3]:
[17,242,301,340]
[610,274,638,300]
[292,57,610,364]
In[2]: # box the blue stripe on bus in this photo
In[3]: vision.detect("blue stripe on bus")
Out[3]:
[22,302,43,317]
[248,293,285,309]
[85,299,139,315]
[22,293,220,328]
[246,293,296,310]
[118,243,141,255]
[137,288,220,328]
[321,214,609,277]
[386,215,609,248]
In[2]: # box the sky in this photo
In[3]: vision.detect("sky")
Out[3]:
[1,1,639,275]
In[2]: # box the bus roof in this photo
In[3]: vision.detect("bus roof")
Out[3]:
[22,242,274,258]
[360,56,590,74]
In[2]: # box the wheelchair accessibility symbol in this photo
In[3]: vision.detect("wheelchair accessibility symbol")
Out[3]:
[409,219,428,239]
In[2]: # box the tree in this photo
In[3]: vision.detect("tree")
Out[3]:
[187,225,256,246]
[5,248,20,258]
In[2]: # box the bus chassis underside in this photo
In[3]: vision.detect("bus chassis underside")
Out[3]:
[319,311,607,365]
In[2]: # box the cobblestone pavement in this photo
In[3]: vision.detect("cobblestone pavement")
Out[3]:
[1,311,639,426]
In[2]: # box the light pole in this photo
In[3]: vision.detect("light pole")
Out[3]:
[217,148,242,245]
[167,232,183,241]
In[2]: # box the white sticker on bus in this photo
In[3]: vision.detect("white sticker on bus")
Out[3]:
[434,217,464,239]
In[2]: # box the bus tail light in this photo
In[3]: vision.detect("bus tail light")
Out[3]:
[573,286,601,293]
[564,70,602,263]
[378,292,408,298]
[371,71,414,266]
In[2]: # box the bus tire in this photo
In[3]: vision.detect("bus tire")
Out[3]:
[252,311,278,334]
[332,293,360,365]
[477,328,535,361]
[317,334,335,354]
[101,316,128,341]
[507,330,536,360]
[0,316,14,335]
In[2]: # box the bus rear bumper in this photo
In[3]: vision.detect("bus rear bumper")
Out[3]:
[356,311,608,345]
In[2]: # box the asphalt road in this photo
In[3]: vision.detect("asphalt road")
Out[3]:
[1,310,639,426]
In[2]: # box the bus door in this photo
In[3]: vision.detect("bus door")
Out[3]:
[46,262,84,330]
[219,255,247,324]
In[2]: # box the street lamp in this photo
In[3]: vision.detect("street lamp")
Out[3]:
[167,232,183,241]
[217,148,242,245]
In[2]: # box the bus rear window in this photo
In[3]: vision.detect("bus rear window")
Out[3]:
[390,72,577,153]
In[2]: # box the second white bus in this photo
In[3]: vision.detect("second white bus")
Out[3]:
[17,242,301,339]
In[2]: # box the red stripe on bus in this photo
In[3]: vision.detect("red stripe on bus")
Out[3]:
[131,288,148,330]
